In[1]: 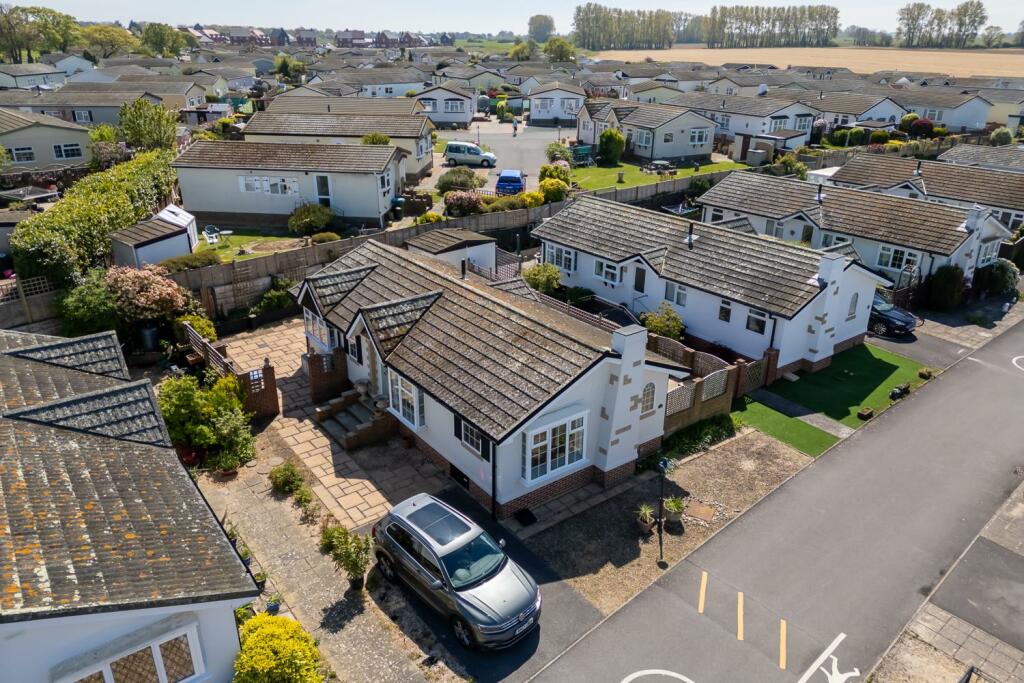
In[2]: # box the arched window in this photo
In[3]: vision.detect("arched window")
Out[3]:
[848,292,859,318]
[641,382,655,413]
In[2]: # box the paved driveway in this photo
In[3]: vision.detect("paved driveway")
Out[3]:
[433,119,564,192]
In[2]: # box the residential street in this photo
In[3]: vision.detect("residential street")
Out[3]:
[532,318,1024,683]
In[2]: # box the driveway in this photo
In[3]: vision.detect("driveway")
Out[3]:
[865,330,970,370]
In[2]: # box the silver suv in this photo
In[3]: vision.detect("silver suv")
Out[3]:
[372,494,541,649]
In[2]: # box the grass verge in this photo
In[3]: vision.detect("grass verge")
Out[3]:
[731,396,838,456]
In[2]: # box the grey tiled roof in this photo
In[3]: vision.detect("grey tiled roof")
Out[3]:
[303,264,376,312]
[362,291,442,355]
[0,356,122,412]
[6,331,130,380]
[699,171,972,255]
[938,143,1024,171]
[533,195,827,318]
[529,81,586,97]
[618,102,705,129]
[0,109,87,134]
[664,91,807,117]
[769,90,902,116]
[831,154,1024,212]
[0,330,60,352]
[488,277,539,300]
[267,96,421,115]
[245,112,430,138]
[112,218,186,247]
[405,228,495,254]
[172,140,400,174]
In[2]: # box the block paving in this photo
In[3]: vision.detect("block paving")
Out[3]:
[910,603,1024,682]
[224,318,446,530]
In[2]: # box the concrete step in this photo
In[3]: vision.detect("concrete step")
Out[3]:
[321,418,349,444]
[335,410,362,432]
[349,402,373,423]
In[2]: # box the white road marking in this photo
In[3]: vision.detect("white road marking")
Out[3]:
[1012,356,1024,373]
[621,670,697,683]
[797,633,849,683]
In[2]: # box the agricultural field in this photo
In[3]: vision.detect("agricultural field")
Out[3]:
[594,44,1024,77]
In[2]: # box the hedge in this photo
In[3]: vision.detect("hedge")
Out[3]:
[160,250,222,273]
[11,150,176,284]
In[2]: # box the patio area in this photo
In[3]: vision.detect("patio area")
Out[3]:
[224,317,446,529]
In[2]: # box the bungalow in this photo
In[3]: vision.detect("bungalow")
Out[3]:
[195,67,257,92]
[118,72,230,98]
[37,52,93,76]
[60,81,207,110]
[578,72,628,99]
[415,81,474,128]
[267,96,423,115]
[330,68,432,97]
[706,73,800,96]
[0,89,163,125]
[295,240,687,516]
[294,29,319,46]
[615,65,683,85]
[664,91,820,142]
[888,91,992,132]
[629,80,683,104]
[69,64,158,83]
[269,27,292,46]
[532,195,887,374]
[0,63,66,88]
[405,228,497,270]
[829,154,1024,232]
[244,111,434,180]
[938,143,1024,173]
[101,57,181,74]
[172,140,405,228]
[527,82,585,126]
[697,172,1011,285]
[576,100,713,162]
[0,109,91,170]
[0,329,258,683]
[770,91,908,130]
[434,66,504,92]
[301,79,361,97]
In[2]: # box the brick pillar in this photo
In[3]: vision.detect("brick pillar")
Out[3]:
[733,359,747,396]
[308,348,350,404]
[690,376,705,422]
[241,357,280,418]
[763,348,780,385]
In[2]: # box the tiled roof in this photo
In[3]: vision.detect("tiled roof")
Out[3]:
[61,81,200,95]
[699,172,972,255]
[0,90,157,107]
[938,143,1024,171]
[630,80,678,93]
[664,91,807,117]
[529,81,586,97]
[533,195,827,318]
[618,102,704,129]
[405,228,495,254]
[0,330,60,352]
[889,90,989,108]
[267,96,421,115]
[328,69,430,86]
[112,218,187,246]
[770,90,901,115]
[0,63,63,76]
[172,140,400,173]
[0,109,87,134]
[488,277,539,300]
[362,291,442,355]
[5,332,129,380]
[831,154,1024,212]
[418,81,474,99]
[245,112,430,138]
[304,242,616,440]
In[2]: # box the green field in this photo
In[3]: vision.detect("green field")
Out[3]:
[731,396,839,456]
[570,161,747,191]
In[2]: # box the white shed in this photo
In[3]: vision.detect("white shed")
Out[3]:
[405,228,496,270]
[111,205,198,268]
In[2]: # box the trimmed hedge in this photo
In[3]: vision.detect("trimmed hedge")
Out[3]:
[11,150,176,284]
[160,250,222,272]
[311,231,340,244]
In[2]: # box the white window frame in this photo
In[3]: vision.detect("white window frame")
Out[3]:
[978,240,999,267]
[239,175,262,193]
[522,412,587,484]
[347,335,360,362]
[546,243,575,271]
[388,369,424,429]
[420,98,437,112]
[379,170,392,193]
[795,116,812,131]
[10,146,34,162]
[847,292,859,320]
[689,127,709,145]
[443,98,464,113]
[304,309,330,349]
[537,98,553,111]
[717,114,731,130]
[766,219,784,238]
[718,299,732,322]
[663,132,674,143]
[635,129,653,147]
[53,143,83,160]
[665,281,686,307]
[73,109,91,123]
[461,422,482,453]
[709,208,724,222]
[876,245,919,271]
[594,258,622,285]
[820,232,850,248]
[769,118,786,132]
[267,177,298,195]
[57,624,205,683]
[641,382,656,413]
[746,308,767,334]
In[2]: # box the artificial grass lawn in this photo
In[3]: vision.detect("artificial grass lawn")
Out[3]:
[731,396,838,457]
[570,161,747,191]
[765,343,926,429]
[195,228,298,262]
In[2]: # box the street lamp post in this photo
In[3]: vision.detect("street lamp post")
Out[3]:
[657,456,669,566]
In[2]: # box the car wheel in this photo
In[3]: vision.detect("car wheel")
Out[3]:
[480,159,491,168]
[871,321,889,336]
[451,616,475,649]
[376,553,396,582]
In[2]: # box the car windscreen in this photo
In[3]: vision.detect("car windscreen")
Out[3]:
[873,295,894,312]
[440,532,506,590]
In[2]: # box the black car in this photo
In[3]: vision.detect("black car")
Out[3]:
[870,293,916,336]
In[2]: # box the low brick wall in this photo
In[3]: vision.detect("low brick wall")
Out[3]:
[308,348,350,404]
[663,366,738,435]
[772,333,865,378]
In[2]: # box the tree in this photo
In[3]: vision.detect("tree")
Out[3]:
[949,0,987,48]
[528,15,555,43]
[599,128,625,164]
[543,37,575,62]
[0,5,31,63]
[641,301,684,340]
[118,99,177,150]
[141,23,186,56]
[899,112,919,132]
[27,7,79,53]
[273,54,306,81]
[897,3,931,47]
[522,262,561,294]
[1018,19,1024,46]
[361,132,391,145]
[981,25,1004,47]
[990,126,1013,146]
[509,41,531,61]
[81,24,138,58]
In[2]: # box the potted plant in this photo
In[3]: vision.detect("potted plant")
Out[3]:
[239,545,252,567]
[664,496,686,524]
[331,532,373,590]
[253,571,267,592]
[211,449,241,478]
[265,593,282,615]
[226,524,239,548]
[636,503,656,536]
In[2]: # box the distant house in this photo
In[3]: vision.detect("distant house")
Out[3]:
[771,91,908,130]
[38,52,93,77]
[118,72,230,98]
[663,91,819,143]
[0,63,66,88]
[227,26,252,44]
[334,29,366,48]
[101,57,181,74]
[578,72,628,99]
[438,32,455,46]
[375,31,400,48]
[60,81,207,110]
[0,89,163,125]
[172,140,406,228]
[70,64,159,83]
[328,68,431,97]
[576,100,713,162]
[294,28,319,47]
[706,73,800,97]
[269,28,292,46]
[195,67,256,92]
[434,66,504,92]
[0,328,258,683]
[0,109,92,170]
[415,81,474,128]
[527,82,585,126]
[629,80,683,104]
[888,91,992,132]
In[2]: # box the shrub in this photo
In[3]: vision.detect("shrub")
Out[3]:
[522,262,561,294]
[251,286,294,316]
[11,150,176,283]
[899,112,919,133]
[545,142,571,163]
[932,126,948,138]
[310,231,340,244]
[415,211,444,225]
[208,407,255,470]
[829,128,849,146]
[927,264,964,311]
[361,132,391,145]
[566,286,593,305]
[269,461,304,495]
[331,532,373,585]
[869,130,890,144]
[443,190,483,217]
[776,153,808,180]
[105,265,187,323]
[910,118,934,139]
[539,178,569,203]
[990,126,1013,146]
[119,98,178,151]
[974,258,1020,296]
[158,375,216,448]
[539,163,571,184]
[655,414,738,462]
[56,269,119,336]
[320,524,348,555]
[174,313,217,342]
[484,195,527,213]
[288,203,334,235]
[234,614,323,683]
[641,301,684,340]
[598,128,625,164]
[436,166,484,194]
[522,191,545,208]
[160,250,222,272]
[688,177,712,196]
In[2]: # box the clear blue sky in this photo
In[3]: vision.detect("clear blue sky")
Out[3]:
[34,0,1021,37]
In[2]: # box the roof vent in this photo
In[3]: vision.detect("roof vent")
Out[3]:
[914,159,922,175]
[687,222,695,249]
[817,184,825,203]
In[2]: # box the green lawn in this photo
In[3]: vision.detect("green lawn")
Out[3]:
[731,396,838,457]
[570,161,747,191]
[433,137,449,153]
[765,344,927,429]
[195,228,299,262]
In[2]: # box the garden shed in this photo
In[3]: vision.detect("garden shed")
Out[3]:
[111,205,198,268]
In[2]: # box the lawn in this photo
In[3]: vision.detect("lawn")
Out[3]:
[433,137,448,153]
[731,396,838,457]
[195,228,302,262]
[764,343,927,428]
[570,161,747,191]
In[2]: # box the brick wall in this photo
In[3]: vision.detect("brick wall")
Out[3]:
[308,347,350,404]
[663,365,738,435]
[773,332,865,378]
[498,465,597,518]
[594,459,636,488]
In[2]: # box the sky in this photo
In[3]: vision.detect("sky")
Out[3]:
[33,0,1022,38]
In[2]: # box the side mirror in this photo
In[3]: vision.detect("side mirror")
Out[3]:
[498,538,507,549]
[430,579,444,590]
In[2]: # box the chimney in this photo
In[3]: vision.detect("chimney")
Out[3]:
[687,222,695,249]
[817,251,844,286]
[612,324,647,368]
[966,204,985,232]
[460,258,467,279]
[817,183,824,203]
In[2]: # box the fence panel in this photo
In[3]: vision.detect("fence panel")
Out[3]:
[665,381,695,415]
[702,368,729,400]
[740,358,767,394]
[694,351,729,378]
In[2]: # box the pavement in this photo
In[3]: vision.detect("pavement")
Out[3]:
[532,317,1024,683]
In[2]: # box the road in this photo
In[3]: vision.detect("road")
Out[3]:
[440,119,563,192]
[532,319,1024,683]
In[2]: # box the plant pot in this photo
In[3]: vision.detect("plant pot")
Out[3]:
[637,519,656,536]
[266,600,280,614]
[665,509,683,524]
[348,576,365,591]
[254,577,267,592]
[175,443,203,467]
[241,556,252,568]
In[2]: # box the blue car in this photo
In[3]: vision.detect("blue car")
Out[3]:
[495,170,525,196]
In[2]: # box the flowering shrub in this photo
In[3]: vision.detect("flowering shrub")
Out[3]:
[105,265,186,322]
[415,211,444,225]
[443,190,483,217]
[234,614,323,683]
[539,178,569,203]
[539,164,571,184]
[910,118,934,139]
[288,203,333,235]
[522,191,545,208]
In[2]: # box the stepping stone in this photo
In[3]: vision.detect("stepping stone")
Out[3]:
[687,501,716,522]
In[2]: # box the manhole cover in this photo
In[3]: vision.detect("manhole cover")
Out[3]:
[686,501,716,522]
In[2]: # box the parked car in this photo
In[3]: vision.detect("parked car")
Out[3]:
[870,292,917,336]
[444,141,497,168]
[372,494,541,649]
[495,170,525,195]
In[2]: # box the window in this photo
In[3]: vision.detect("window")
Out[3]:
[717,114,731,130]
[537,98,553,111]
[384,86,394,95]
[562,98,580,113]
[239,176,261,193]
[820,233,850,248]
[663,132,674,143]
[10,147,34,162]
[718,299,732,322]
[690,127,709,145]
[709,208,724,222]
[641,382,655,413]
[847,292,859,319]
[546,244,575,271]
[665,281,686,307]
[581,119,593,132]
[876,245,919,271]
[635,130,653,147]
[268,177,297,195]
[66,626,204,683]
[746,308,767,334]
[315,175,331,207]
[420,98,437,112]
[304,309,330,348]
[347,335,360,362]
[795,115,812,131]
[73,110,92,123]
[444,98,464,113]
[594,259,622,285]
[379,170,392,193]
[766,219,784,238]
[523,414,586,483]
[924,108,942,121]
[461,421,482,454]
[978,240,999,266]
[52,143,83,160]
[770,118,786,132]
[388,369,424,428]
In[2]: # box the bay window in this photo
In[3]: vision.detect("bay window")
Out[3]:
[546,244,576,271]
[635,130,653,147]
[304,309,330,348]
[522,413,586,483]
[594,258,623,285]
[876,245,919,271]
[388,369,425,428]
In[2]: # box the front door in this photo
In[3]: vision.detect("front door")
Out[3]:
[801,224,814,243]
[633,266,646,294]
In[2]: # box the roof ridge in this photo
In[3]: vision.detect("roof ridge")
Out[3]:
[6,330,129,380]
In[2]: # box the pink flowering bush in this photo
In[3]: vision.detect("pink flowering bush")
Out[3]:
[443,190,483,217]
[105,265,187,322]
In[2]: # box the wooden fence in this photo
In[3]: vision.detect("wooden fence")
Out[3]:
[0,275,60,328]
[182,321,280,418]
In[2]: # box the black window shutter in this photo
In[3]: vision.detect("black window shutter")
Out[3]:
[453,416,462,440]
[480,439,492,462]
[355,336,363,364]
[342,335,349,354]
